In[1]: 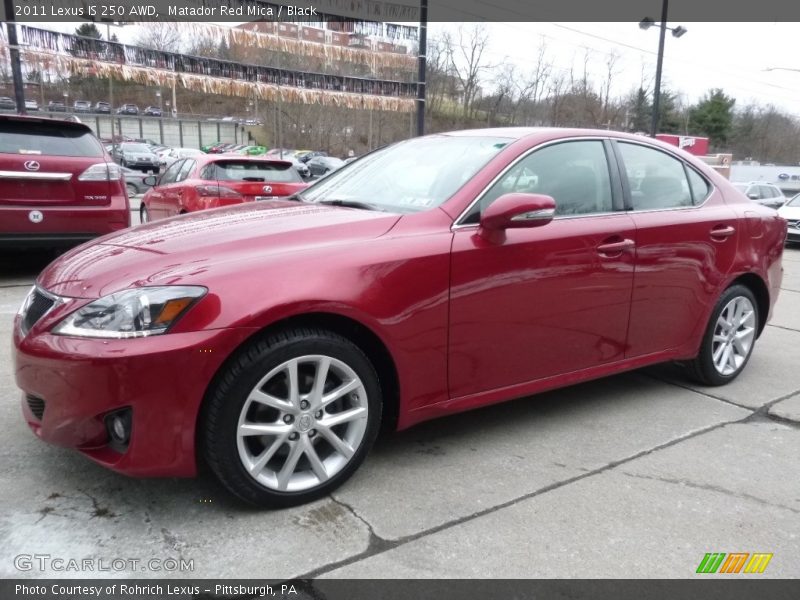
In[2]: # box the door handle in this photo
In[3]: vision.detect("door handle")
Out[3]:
[710,225,735,240]
[597,238,635,256]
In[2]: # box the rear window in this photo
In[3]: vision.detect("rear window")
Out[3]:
[121,143,152,153]
[0,120,103,157]
[204,160,302,183]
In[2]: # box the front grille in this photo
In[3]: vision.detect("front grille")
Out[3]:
[22,289,56,334]
[26,395,46,420]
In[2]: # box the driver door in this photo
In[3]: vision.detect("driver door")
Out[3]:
[448,139,637,398]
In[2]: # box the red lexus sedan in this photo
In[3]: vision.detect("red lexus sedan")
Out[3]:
[14,128,787,508]
[139,155,310,222]
[0,115,130,248]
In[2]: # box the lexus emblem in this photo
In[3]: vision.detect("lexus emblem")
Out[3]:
[297,414,312,432]
[24,160,40,171]
[262,185,273,194]
[28,210,44,224]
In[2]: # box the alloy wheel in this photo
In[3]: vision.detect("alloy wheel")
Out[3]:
[236,355,368,492]
[711,296,756,376]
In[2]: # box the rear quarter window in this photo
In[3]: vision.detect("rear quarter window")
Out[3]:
[0,120,103,157]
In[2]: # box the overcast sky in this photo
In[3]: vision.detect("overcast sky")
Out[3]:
[32,21,800,116]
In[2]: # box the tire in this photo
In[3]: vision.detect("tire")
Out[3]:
[685,284,759,386]
[139,204,150,223]
[201,328,382,508]
[126,183,138,198]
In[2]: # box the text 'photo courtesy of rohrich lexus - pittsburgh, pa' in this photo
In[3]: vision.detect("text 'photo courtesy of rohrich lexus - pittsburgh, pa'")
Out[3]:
[13,127,786,508]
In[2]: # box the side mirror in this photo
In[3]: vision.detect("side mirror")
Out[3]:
[143,175,158,186]
[479,193,556,239]
[747,192,759,200]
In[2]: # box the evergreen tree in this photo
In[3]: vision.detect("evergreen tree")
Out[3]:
[689,88,736,148]
[75,23,102,39]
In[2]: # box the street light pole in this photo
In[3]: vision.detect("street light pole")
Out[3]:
[640,0,686,137]
[416,0,428,137]
[650,0,669,137]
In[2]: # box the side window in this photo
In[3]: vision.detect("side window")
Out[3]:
[619,143,693,210]
[200,163,216,180]
[463,140,613,223]
[177,159,196,182]
[159,159,184,185]
[686,167,711,204]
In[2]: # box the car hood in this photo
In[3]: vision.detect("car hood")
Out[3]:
[778,205,800,219]
[38,201,402,299]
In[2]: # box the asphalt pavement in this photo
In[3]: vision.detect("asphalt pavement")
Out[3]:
[0,211,798,579]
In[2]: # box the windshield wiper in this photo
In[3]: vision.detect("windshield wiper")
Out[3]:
[316,199,382,211]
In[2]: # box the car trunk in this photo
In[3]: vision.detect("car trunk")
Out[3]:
[0,117,113,207]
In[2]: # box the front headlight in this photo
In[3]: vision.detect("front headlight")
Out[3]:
[53,286,207,339]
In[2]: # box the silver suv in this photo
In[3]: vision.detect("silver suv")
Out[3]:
[732,181,786,209]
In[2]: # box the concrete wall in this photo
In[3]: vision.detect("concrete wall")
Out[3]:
[76,115,245,149]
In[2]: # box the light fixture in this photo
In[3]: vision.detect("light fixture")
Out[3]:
[639,18,654,30]
[672,26,687,38]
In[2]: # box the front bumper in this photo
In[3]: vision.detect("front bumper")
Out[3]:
[786,227,800,242]
[15,317,255,478]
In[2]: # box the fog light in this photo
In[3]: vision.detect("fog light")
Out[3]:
[105,408,132,450]
[111,417,126,440]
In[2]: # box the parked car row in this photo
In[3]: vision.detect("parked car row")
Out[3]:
[0,98,167,116]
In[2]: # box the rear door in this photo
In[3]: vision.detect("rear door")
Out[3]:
[0,117,111,210]
[614,140,740,357]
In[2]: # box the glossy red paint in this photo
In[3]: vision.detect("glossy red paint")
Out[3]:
[15,128,786,479]
[142,155,309,220]
[0,115,130,247]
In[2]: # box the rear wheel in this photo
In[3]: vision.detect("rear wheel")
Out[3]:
[139,204,150,223]
[686,284,758,386]
[202,328,382,508]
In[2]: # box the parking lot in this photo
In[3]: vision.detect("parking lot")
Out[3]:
[0,216,798,578]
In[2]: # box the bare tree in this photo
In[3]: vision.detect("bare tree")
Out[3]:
[134,23,183,53]
[446,25,492,119]
[599,51,621,127]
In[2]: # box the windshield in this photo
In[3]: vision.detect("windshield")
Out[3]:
[787,193,800,207]
[301,135,511,212]
[122,143,152,153]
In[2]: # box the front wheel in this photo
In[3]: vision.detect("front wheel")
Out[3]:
[686,284,759,386]
[202,328,382,508]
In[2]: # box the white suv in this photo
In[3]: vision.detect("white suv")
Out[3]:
[732,181,786,209]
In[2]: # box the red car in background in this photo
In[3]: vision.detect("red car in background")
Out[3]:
[139,156,310,222]
[0,114,130,248]
[14,128,786,508]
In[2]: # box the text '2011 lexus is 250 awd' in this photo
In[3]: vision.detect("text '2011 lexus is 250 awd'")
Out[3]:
[14,128,787,508]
